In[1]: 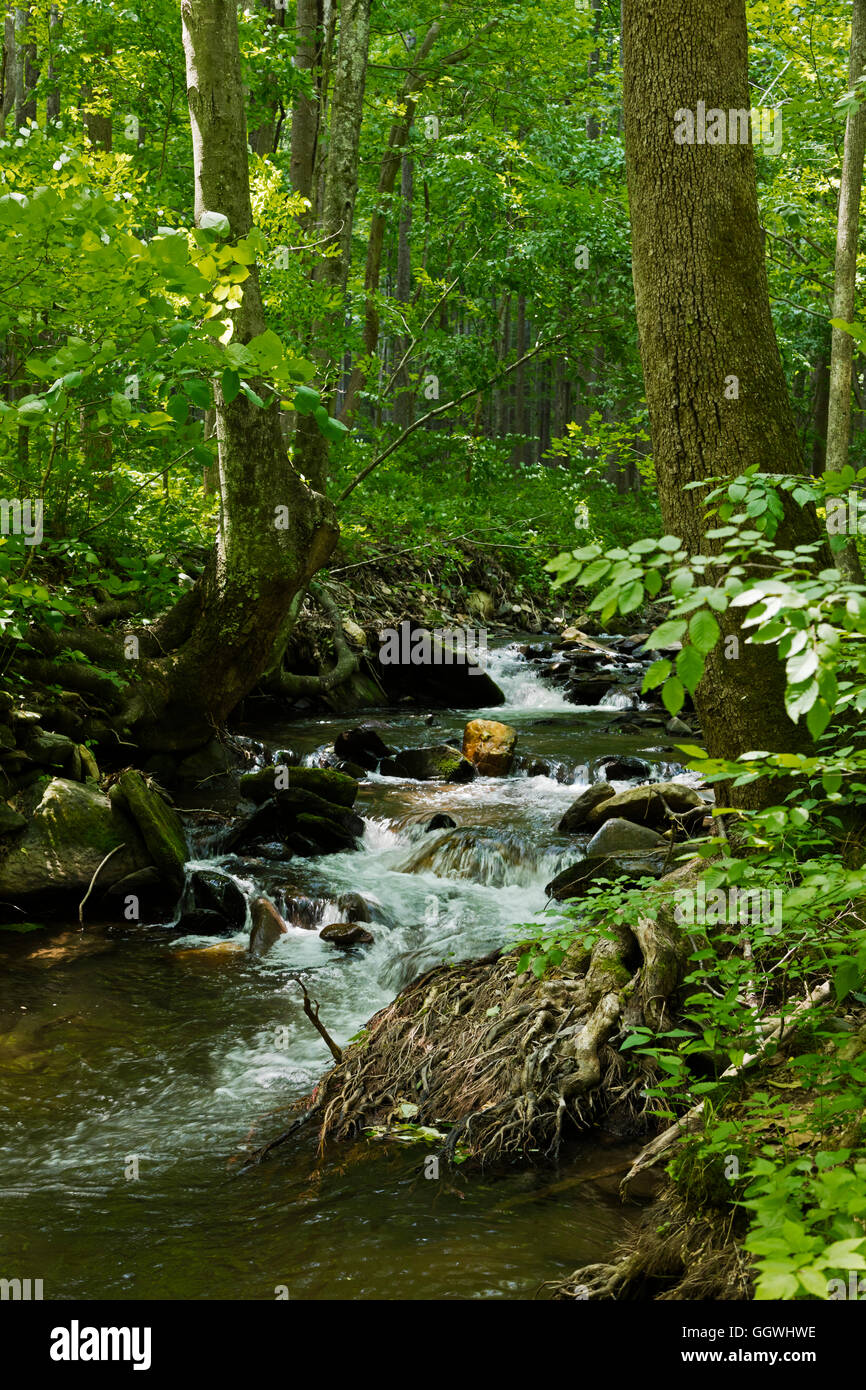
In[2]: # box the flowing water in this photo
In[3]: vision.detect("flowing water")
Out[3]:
[0,641,689,1300]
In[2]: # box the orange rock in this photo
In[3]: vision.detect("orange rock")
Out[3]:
[461,719,517,776]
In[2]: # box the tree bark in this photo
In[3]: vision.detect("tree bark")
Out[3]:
[293,0,371,490]
[120,0,338,752]
[826,0,866,582]
[289,0,321,202]
[622,0,826,801]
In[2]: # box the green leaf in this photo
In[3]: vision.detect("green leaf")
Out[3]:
[689,610,721,656]
[662,676,685,717]
[221,368,241,404]
[676,644,704,695]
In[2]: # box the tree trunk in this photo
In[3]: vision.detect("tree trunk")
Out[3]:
[293,0,371,490]
[121,0,338,752]
[622,0,825,800]
[826,0,866,582]
[339,16,441,423]
[289,0,320,202]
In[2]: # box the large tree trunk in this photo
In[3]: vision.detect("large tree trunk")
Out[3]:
[622,0,825,802]
[826,0,866,582]
[121,0,337,752]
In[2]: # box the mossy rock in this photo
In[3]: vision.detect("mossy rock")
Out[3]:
[109,770,188,888]
[0,777,150,898]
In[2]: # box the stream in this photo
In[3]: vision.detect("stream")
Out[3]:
[0,641,690,1300]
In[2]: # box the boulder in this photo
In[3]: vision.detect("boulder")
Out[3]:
[379,744,477,782]
[249,897,290,957]
[239,764,359,809]
[106,866,180,921]
[0,777,150,899]
[666,717,694,736]
[333,725,394,771]
[186,868,247,931]
[374,620,505,708]
[585,781,705,830]
[27,730,77,770]
[558,782,616,833]
[176,907,239,936]
[586,817,668,855]
[108,770,187,889]
[564,677,614,705]
[424,813,457,833]
[545,850,669,901]
[320,922,374,947]
[336,891,373,922]
[461,719,518,777]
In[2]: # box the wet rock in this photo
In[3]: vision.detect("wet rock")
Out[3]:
[545,850,669,901]
[558,782,616,833]
[564,677,613,705]
[461,719,518,777]
[295,813,358,852]
[374,620,505,708]
[379,743,477,782]
[424,813,457,832]
[108,770,188,889]
[283,895,327,929]
[240,763,359,810]
[0,725,15,751]
[0,777,150,900]
[187,868,247,931]
[175,909,240,937]
[224,785,363,856]
[249,897,290,957]
[336,891,373,922]
[591,755,651,781]
[275,787,364,835]
[334,725,394,771]
[320,922,374,947]
[666,717,694,736]
[585,781,705,830]
[272,746,302,768]
[586,817,669,855]
[106,866,179,920]
[512,754,555,778]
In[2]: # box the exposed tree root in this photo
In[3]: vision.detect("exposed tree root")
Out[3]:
[268,582,360,697]
[309,862,703,1167]
[547,1183,753,1301]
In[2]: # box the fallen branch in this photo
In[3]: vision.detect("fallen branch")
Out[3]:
[79,844,126,925]
[621,978,832,1191]
[288,972,343,1062]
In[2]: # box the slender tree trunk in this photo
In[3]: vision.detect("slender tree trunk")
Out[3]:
[46,4,61,123]
[294,0,371,490]
[122,0,337,751]
[289,0,320,202]
[339,16,442,423]
[827,0,866,582]
[622,0,825,802]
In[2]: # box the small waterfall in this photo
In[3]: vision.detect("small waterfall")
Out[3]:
[481,644,575,711]
[396,826,569,888]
